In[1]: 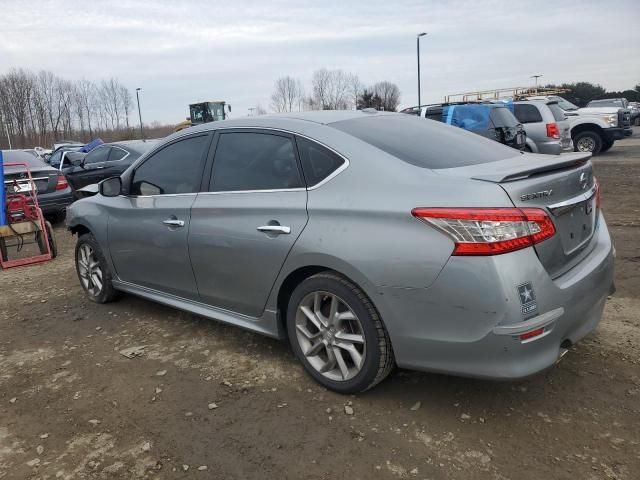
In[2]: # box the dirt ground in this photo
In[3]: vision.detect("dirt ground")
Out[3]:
[1,131,639,480]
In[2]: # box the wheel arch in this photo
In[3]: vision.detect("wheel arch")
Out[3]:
[273,258,388,342]
[570,122,605,140]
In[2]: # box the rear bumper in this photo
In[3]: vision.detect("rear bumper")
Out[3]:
[38,188,75,214]
[536,140,573,155]
[375,212,615,379]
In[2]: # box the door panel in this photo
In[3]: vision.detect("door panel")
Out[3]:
[107,194,199,299]
[189,190,308,317]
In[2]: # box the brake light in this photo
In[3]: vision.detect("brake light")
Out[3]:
[55,175,68,191]
[546,122,560,139]
[411,207,556,256]
[594,177,601,209]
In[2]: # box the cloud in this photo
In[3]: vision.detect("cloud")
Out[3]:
[1,0,638,124]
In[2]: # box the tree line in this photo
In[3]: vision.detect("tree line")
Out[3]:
[542,81,640,107]
[270,68,401,113]
[0,68,147,150]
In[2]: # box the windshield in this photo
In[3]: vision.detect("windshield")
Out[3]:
[550,96,579,111]
[330,114,516,170]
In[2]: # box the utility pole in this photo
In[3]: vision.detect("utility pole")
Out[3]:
[135,88,144,140]
[531,74,543,94]
[417,32,427,108]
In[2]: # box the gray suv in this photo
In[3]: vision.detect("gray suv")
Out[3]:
[513,100,572,155]
[66,111,615,393]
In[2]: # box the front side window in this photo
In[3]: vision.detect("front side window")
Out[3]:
[295,137,345,186]
[131,135,209,196]
[514,104,543,124]
[84,146,111,164]
[210,132,302,192]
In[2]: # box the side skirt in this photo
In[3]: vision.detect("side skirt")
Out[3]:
[112,280,284,339]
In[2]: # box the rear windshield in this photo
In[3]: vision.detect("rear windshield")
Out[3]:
[330,114,517,169]
[547,103,567,121]
[2,150,48,170]
[489,107,519,128]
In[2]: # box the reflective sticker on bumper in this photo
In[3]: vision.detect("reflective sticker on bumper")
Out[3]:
[517,282,538,316]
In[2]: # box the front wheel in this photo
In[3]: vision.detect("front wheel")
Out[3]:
[573,130,603,155]
[75,233,118,303]
[287,272,395,393]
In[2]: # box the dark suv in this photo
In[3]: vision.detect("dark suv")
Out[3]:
[401,103,526,151]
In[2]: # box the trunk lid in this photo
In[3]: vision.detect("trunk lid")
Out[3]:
[3,167,60,195]
[438,152,598,277]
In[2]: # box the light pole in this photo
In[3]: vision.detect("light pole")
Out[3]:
[135,88,144,140]
[531,74,543,93]
[417,32,427,108]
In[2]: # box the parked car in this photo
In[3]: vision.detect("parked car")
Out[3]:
[401,103,526,151]
[63,140,159,193]
[528,95,632,154]
[47,144,84,168]
[629,102,640,126]
[511,100,572,154]
[2,149,74,222]
[66,111,614,393]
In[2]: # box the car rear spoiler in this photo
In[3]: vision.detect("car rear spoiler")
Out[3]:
[444,152,592,183]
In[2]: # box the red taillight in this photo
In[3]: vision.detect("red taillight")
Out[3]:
[55,175,68,191]
[519,327,545,341]
[411,207,556,256]
[546,122,560,139]
[594,177,601,209]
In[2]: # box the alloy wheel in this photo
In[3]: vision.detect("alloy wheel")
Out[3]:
[576,136,595,152]
[295,291,366,381]
[77,244,103,296]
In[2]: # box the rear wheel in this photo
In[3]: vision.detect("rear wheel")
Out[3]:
[287,272,395,393]
[75,233,118,303]
[36,221,57,258]
[573,130,603,155]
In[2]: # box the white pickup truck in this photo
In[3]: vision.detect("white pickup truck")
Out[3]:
[527,95,632,154]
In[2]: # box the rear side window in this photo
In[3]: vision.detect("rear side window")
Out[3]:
[210,132,302,191]
[109,147,128,161]
[295,137,345,186]
[84,146,111,164]
[513,104,543,124]
[131,135,209,195]
[547,103,567,122]
[330,114,515,169]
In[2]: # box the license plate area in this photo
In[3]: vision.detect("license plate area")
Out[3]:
[554,197,596,254]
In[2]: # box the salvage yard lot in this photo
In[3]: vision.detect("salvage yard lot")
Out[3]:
[1,132,639,479]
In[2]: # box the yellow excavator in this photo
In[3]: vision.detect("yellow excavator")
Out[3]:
[175,101,231,132]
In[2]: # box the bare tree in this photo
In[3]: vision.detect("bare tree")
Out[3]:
[270,76,303,112]
[119,85,132,129]
[311,68,351,110]
[349,74,362,110]
[372,81,401,112]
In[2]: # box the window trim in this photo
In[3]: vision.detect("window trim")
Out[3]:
[202,127,349,194]
[128,132,213,197]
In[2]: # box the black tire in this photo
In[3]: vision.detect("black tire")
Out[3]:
[600,139,614,153]
[75,233,119,303]
[36,221,57,258]
[573,130,603,155]
[286,272,395,394]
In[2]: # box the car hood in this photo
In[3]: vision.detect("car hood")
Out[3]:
[577,107,623,115]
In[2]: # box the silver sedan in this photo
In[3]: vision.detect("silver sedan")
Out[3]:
[66,110,615,393]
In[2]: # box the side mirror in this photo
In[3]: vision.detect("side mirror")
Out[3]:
[99,176,122,197]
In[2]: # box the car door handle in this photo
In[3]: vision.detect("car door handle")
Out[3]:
[163,219,185,227]
[257,225,291,234]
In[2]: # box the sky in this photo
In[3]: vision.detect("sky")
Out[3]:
[1,0,639,125]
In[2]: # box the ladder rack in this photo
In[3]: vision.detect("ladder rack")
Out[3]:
[444,87,570,103]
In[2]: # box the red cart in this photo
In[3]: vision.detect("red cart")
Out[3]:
[0,161,57,269]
